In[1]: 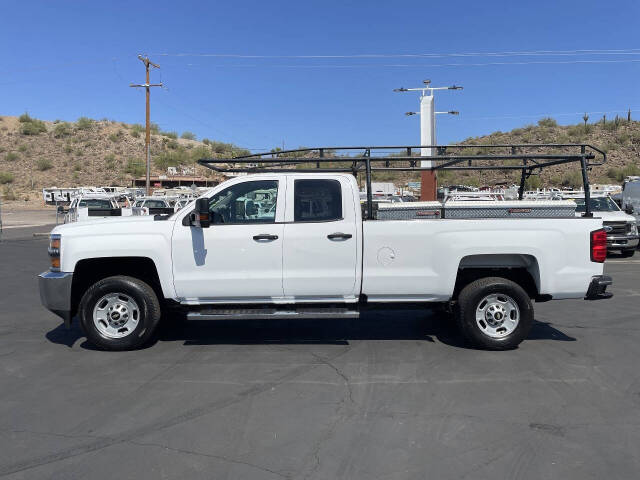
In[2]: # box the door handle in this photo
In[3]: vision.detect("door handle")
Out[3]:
[327,232,352,240]
[253,234,279,241]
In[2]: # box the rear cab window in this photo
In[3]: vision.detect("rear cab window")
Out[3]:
[294,179,342,222]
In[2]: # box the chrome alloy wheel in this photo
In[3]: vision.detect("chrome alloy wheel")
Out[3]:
[475,293,520,338]
[92,293,140,339]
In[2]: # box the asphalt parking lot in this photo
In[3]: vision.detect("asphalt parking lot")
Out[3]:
[1,227,639,479]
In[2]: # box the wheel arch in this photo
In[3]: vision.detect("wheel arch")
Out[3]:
[454,254,542,300]
[71,257,164,317]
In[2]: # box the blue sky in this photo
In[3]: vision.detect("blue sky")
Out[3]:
[1,0,639,151]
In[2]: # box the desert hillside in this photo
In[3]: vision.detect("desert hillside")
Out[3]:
[0,114,243,207]
[1,113,639,208]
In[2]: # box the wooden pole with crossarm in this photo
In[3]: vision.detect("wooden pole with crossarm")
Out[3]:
[130,55,163,196]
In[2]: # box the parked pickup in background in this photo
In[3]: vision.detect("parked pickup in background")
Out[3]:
[573,194,639,258]
[39,173,612,351]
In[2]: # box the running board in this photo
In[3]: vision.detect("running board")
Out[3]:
[186,307,360,321]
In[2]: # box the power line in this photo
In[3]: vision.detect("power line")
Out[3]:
[151,48,640,59]
[167,59,640,69]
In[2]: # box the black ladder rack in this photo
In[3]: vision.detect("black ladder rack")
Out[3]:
[197,144,607,218]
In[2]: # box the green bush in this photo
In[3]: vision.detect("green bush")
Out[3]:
[2,186,17,200]
[561,171,583,188]
[20,119,47,135]
[154,149,190,170]
[18,145,28,153]
[0,172,14,184]
[181,131,196,140]
[108,132,121,142]
[161,131,178,139]
[36,158,53,171]
[73,163,82,172]
[18,113,33,123]
[524,175,542,190]
[202,138,211,145]
[124,158,145,176]
[538,117,558,128]
[5,152,19,161]
[53,122,72,138]
[76,117,94,130]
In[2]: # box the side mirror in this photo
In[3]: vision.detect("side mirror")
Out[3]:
[624,205,634,214]
[189,198,210,228]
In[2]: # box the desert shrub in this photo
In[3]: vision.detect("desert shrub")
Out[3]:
[181,131,196,140]
[18,113,33,123]
[2,186,16,200]
[36,158,53,171]
[154,149,190,170]
[18,145,28,153]
[21,119,47,135]
[5,152,19,161]
[108,132,120,142]
[561,171,583,188]
[537,117,557,128]
[161,131,178,139]
[76,117,94,130]
[53,122,72,138]
[622,163,640,178]
[524,175,542,190]
[124,158,145,176]
[0,172,14,184]
[150,122,160,133]
[202,138,211,145]
[63,144,73,154]
[73,163,82,171]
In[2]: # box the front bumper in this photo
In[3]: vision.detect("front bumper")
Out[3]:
[38,271,73,327]
[607,234,639,250]
[585,275,613,300]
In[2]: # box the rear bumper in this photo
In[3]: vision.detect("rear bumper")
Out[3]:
[585,275,613,300]
[38,271,73,327]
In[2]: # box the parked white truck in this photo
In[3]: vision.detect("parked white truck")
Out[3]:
[39,145,613,351]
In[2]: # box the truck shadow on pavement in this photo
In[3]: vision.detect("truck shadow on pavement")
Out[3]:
[45,311,576,350]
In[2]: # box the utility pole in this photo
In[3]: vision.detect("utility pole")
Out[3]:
[394,80,462,200]
[130,55,163,195]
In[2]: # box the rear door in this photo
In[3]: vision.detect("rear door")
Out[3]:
[282,176,359,300]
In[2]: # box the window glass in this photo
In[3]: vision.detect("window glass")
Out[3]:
[573,197,620,213]
[294,179,342,222]
[208,180,278,224]
[146,200,168,208]
[78,199,113,209]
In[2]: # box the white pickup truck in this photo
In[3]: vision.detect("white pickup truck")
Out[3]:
[39,169,613,351]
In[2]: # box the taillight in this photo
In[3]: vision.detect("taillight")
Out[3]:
[590,229,607,263]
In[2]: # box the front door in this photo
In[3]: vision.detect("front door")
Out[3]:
[172,178,285,302]
[282,177,358,300]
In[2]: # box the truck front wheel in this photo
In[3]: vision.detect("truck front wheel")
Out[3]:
[455,277,533,350]
[78,276,161,351]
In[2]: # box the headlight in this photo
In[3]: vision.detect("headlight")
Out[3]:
[48,234,61,271]
[631,223,638,236]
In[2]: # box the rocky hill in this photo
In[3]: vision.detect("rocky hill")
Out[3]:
[1,113,639,208]
[0,114,243,207]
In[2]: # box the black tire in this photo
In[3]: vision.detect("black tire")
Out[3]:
[78,276,161,351]
[455,277,533,350]
[621,249,635,258]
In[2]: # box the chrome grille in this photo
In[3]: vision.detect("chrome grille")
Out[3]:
[603,221,630,235]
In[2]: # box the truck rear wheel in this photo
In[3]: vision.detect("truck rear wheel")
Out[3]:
[78,276,161,351]
[455,277,533,350]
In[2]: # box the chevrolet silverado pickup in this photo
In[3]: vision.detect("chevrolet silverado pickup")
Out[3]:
[39,164,613,351]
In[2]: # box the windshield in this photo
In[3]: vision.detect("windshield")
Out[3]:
[573,197,620,213]
[78,199,113,209]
